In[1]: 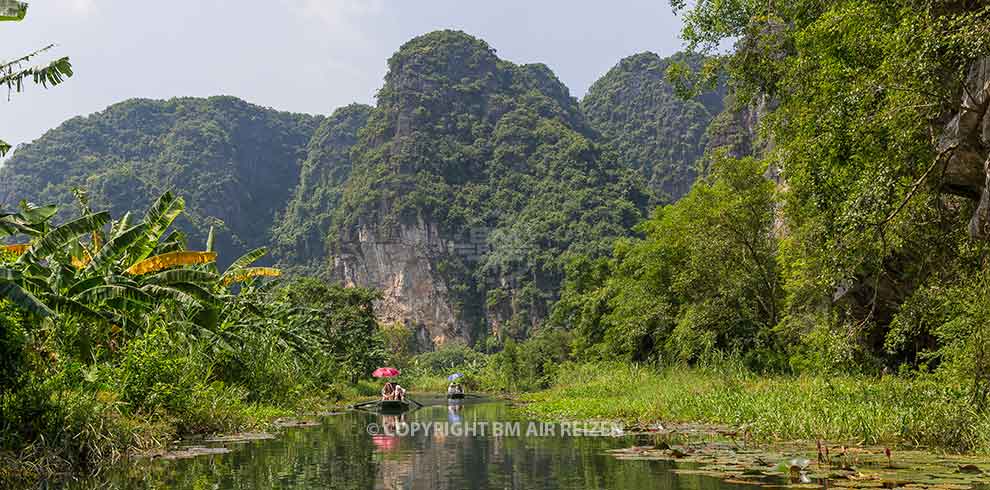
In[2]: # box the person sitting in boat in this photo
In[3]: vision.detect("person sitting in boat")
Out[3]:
[381,381,398,401]
[394,384,407,401]
[447,382,463,395]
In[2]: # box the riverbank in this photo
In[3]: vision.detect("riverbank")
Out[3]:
[520,362,990,453]
[0,379,382,485]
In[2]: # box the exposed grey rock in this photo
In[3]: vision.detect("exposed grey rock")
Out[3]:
[938,57,990,237]
[333,216,462,350]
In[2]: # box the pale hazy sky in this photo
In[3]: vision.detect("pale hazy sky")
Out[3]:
[1,1,685,152]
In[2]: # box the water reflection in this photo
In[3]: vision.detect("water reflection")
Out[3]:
[61,400,755,490]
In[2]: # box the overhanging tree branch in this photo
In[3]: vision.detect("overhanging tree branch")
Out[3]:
[0,55,72,95]
[0,3,74,156]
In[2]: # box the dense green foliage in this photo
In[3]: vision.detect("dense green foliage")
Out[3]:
[3,32,722,343]
[547,0,990,398]
[274,104,372,270]
[552,156,782,366]
[582,52,724,201]
[0,97,321,265]
[0,194,383,477]
[11,13,990,465]
[330,30,650,338]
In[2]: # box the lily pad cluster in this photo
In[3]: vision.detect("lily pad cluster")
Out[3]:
[608,436,990,490]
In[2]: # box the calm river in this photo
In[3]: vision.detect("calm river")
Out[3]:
[63,399,758,489]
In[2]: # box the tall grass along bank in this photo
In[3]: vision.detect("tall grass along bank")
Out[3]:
[523,363,990,452]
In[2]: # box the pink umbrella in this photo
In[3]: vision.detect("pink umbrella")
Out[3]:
[372,434,399,452]
[372,367,401,378]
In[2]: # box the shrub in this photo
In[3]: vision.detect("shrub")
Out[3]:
[115,325,193,413]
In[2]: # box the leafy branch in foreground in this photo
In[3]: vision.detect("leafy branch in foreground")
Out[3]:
[1,1,73,156]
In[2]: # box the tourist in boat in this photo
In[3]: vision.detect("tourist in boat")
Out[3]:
[447,382,464,396]
[381,380,398,401]
[394,383,407,401]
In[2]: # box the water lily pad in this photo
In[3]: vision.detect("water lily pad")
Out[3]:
[724,479,771,486]
[672,469,731,478]
[830,480,885,488]
[153,446,231,460]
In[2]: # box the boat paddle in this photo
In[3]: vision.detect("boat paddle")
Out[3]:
[351,399,381,409]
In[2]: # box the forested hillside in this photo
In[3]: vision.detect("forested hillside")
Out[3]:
[273,103,373,271]
[582,52,725,201]
[0,96,321,264]
[10,3,990,478]
[328,30,650,347]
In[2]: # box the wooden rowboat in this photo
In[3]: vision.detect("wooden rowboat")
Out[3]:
[447,393,465,400]
[378,399,412,414]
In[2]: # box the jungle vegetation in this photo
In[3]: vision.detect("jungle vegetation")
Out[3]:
[5,0,990,470]
[582,51,726,202]
[385,0,990,453]
[0,193,384,476]
[550,0,990,376]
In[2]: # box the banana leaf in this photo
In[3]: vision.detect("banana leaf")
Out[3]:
[145,269,219,285]
[75,284,153,305]
[154,230,187,255]
[65,276,106,297]
[130,192,184,263]
[0,280,54,317]
[26,212,110,258]
[46,295,109,323]
[126,251,217,275]
[86,223,147,273]
[221,247,268,279]
[168,282,220,306]
[1,244,30,255]
[141,284,204,309]
[109,211,132,238]
[222,267,281,285]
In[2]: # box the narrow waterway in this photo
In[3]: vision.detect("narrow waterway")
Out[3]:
[64,398,760,489]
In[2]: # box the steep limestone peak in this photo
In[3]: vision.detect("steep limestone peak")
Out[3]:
[582,51,725,202]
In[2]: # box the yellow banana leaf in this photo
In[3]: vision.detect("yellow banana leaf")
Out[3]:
[222,267,281,286]
[70,247,94,269]
[2,243,30,255]
[126,251,217,275]
[71,255,90,269]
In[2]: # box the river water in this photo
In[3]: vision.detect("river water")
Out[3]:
[65,398,759,489]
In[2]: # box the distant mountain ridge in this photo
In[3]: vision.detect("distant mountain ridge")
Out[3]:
[1,31,732,347]
[0,96,321,264]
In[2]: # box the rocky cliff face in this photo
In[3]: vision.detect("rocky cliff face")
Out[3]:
[938,57,990,237]
[4,31,725,351]
[333,216,461,347]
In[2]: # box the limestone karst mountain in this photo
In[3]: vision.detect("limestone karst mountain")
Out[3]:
[3,31,730,348]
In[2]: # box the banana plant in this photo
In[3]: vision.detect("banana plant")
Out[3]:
[0,192,281,351]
